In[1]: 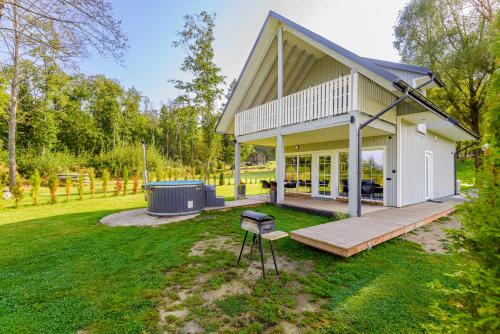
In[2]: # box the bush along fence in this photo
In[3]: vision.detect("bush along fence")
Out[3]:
[0,165,276,208]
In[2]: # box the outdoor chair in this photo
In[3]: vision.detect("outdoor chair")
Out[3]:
[260,180,272,200]
[284,180,297,196]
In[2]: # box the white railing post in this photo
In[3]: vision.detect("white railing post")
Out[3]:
[351,70,358,112]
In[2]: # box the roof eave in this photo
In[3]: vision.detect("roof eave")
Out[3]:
[394,80,479,140]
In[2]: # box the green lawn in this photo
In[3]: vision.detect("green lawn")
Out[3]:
[456,159,476,191]
[0,191,459,333]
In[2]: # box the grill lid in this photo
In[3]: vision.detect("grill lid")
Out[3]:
[241,210,275,222]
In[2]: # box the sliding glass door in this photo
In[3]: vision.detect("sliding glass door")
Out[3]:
[285,155,311,194]
[337,149,384,202]
[318,155,332,197]
[338,152,349,197]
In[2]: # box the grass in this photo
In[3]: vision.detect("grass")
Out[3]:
[0,190,460,333]
[456,159,476,192]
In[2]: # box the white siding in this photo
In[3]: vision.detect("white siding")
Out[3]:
[295,56,350,92]
[399,119,455,206]
[358,75,397,124]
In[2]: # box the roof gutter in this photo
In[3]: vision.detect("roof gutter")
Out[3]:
[393,80,479,139]
[429,71,445,88]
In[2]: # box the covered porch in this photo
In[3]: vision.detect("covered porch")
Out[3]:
[281,194,386,216]
[234,118,397,217]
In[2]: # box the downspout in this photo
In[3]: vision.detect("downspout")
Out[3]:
[356,87,409,217]
[453,142,480,195]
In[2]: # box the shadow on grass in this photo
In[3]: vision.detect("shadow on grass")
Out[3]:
[0,205,458,333]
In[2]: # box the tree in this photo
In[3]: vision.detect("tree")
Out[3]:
[171,11,225,179]
[0,0,128,190]
[428,10,500,333]
[394,0,498,167]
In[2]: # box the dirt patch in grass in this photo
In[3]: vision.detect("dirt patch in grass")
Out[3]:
[158,235,322,333]
[202,280,251,303]
[400,215,460,253]
[188,235,241,257]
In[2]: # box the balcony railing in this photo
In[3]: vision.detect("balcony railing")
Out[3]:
[235,74,352,136]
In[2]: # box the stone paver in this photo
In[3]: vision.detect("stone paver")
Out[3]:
[100,208,199,227]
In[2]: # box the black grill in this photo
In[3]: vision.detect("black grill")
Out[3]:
[240,210,275,235]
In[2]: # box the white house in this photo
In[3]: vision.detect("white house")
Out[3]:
[216,11,478,217]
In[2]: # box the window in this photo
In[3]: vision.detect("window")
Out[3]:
[318,156,332,196]
[337,149,384,202]
[285,155,311,194]
[361,150,384,201]
[338,152,349,197]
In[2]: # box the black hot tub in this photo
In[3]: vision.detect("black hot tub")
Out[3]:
[145,180,224,216]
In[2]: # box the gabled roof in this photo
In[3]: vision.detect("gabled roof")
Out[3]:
[216,11,477,140]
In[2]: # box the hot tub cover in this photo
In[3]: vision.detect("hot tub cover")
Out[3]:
[146,180,204,186]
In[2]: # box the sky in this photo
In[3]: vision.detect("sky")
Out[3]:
[81,0,409,108]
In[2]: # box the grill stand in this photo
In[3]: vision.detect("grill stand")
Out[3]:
[237,231,278,279]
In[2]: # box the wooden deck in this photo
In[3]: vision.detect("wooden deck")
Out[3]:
[290,197,462,257]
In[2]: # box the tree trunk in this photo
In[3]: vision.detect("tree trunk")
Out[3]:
[8,2,20,190]
[470,106,482,169]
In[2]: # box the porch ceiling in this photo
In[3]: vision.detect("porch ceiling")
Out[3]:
[242,124,392,147]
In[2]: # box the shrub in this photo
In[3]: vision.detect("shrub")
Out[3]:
[78,173,84,200]
[167,167,172,180]
[48,175,59,203]
[157,164,164,181]
[148,171,156,183]
[133,173,140,194]
[30,170,41,205]
[89,168,96,198]
[102,169,110,196]
[114,178,123,196]
[122,167,129,195]
[0,164,8,187]
[428,147,500,333]
[64,175,73,201]
[219,169,225,186]
[90,144,167,178]
[12,177,24,207]
[17,149,86,178]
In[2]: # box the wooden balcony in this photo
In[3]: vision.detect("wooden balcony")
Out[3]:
[235,74,352,136]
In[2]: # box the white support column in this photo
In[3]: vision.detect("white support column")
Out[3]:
[277,26,284,128]
[275,26,285,204]
[348,112,360,216]
[276,134,285,203]
[234,141,241,199]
